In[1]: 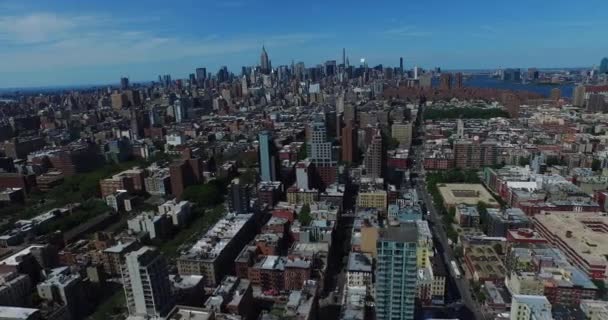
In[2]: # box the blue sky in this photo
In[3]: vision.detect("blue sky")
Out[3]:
[1,0,607,88]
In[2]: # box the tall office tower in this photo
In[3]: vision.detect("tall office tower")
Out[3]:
[241,76,249,96]
[188,73,196,85]
[414,66,419,79]
[342,121,358,163]
[375,223,418,320]
[400,57,404,74]
[391,122,413,149]
[502,68,522,82]
[259,131,277,182]
[260,46,271,74]
[440,73,452,90]
[307,122,337,187]
[162,74,172,87]
[527,68,540,80]
[229,178,250,215]
[600,57,608,74]
[344,104,357,124]
[122,247,174,318]
[573,85,586,107]
[364,129,384,179]
[196,67,207,86]
[455,72,464,88]
[510,295,552,320]
[120,77,129,90]
[343,48,346,66]
[325,111,337,139]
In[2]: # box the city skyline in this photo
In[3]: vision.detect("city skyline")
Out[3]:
[1,0,608,88]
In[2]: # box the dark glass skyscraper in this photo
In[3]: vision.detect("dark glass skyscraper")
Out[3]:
[600,57,608,74]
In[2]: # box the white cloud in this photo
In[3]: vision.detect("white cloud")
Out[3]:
[381,26,432,37]
[0,13,84,44]
[0,11,332,73]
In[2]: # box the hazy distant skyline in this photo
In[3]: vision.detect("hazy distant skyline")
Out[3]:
[1,0,607,88]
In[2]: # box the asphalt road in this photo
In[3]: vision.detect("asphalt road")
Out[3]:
[412,123,486,320]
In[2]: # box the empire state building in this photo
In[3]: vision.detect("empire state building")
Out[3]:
[260,46,271,74]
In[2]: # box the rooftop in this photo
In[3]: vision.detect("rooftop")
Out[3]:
[378,222,418,243]
[533,211,608,266]
[438,183,498,207]
[181,214,252,260]
[347,252,372,273]
[0,306,39,318]
[0,245,45,266]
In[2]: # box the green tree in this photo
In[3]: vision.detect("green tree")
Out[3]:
[297,144,308,161]
[298,204,313,226]
[592,159,602,172]
[387,137,401,150]
[519,157,530,167]
[493,243,504,255]
[182,180,226,208]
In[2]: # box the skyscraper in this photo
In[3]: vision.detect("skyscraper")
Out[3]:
[259,131,277,182]
[341,121,358,163]
[375,223,418,320]
[440,73,452,90]
[122,247,174,318]
[307,121,337,187]
[573,85,586,107]
[343,48,346,67]
[600,57,608,74]
[399,57,404,74]
[455,72,464,88]
[120,77,129,90]
[229,178,250,214]
[260,46,271,74]
[195,67,207,86]
[364,128,384,179]
[344,104,357,124]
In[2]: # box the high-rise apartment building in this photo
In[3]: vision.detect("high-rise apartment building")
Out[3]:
[364,129,385,179]
[455,72,463,88]
[229,178,251,215]
[342,121,358,163]
[122,247,174,318]
[344,104,357,124]
[259,131,278,182]
[307,122,337,187]
[391,122,413,149]
[573,85,586,107]
[440,73,452,91]
[453,139,497,169]
[375,223,418,320]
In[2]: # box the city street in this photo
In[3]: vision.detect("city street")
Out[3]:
[412,115,486,320]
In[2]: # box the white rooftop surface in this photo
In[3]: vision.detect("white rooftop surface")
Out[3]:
[0,306,38,318]
[184,214,251,258]
[0,245,44,266]
[535,211,608,266]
